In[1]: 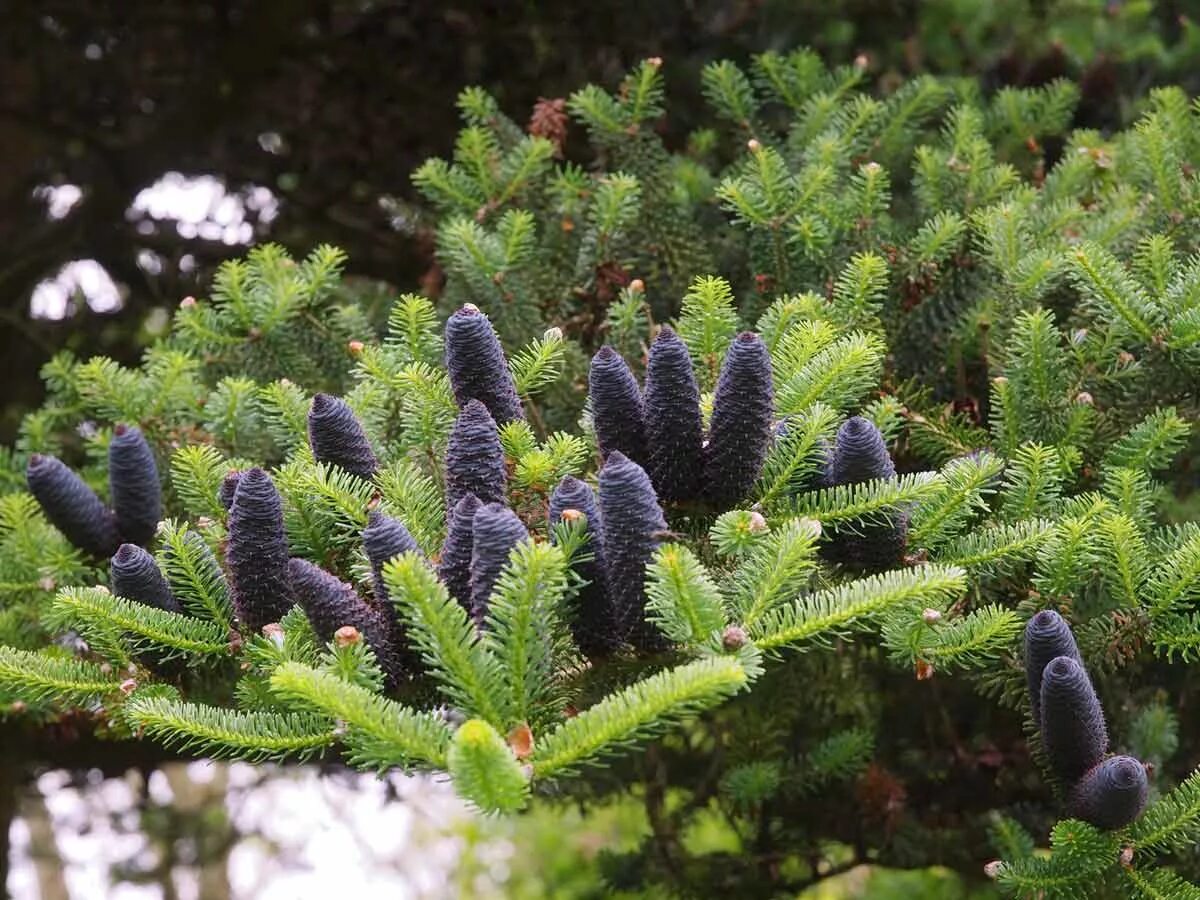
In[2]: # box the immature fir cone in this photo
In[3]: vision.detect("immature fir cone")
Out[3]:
[589,346,647,464]
[1040,655,1109,785]
[642,326,704,503]
[26,454,120,558]
[219,470,243,512]
[469,503,529,623]
[444,305,524,424]
[363,509,421,601]
[445,400,507,512]
[1066,755,1149,830]
[598,452,670,651]
[822,416,906,572]
[227,468,293,634]
[108,425,162,545]
[110,544,182,614]
[287,558,403,691]
[550,475,620,658]
[439,494,481,612]
[704,332,774,509]
[307,393,379,480]
[1024,610,1082,721]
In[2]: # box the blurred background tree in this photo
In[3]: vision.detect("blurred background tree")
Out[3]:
[3,0,1198,441]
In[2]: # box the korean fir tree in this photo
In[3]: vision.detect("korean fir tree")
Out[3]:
[2,45,1200,900]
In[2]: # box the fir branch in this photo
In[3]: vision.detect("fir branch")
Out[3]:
[532,655,750,778]
[124,695,335,762]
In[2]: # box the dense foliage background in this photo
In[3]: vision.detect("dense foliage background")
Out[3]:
[5,0,1199,439]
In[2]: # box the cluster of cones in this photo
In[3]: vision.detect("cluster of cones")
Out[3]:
[1025,610,1149,829]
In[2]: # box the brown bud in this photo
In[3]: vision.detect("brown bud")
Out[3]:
[119,678,137,695]
[334,625,362,647]
[261,623,285,647]
[722,625,749,651]
[1118,351,1135,366]
[38,576,56,592]
[747,511,768,534]
[10,701,27,714]
[992,375,1008,386]
[922,608,942,624]
[747,138,762,152]
[348,340,365,354]
[507,722,535,760]
[854,53,870,69]
[983,860,1002,880]
[559,508,583,523]
[1074,391,1094,406]
[180,296,197,309]
[647,56,663,68]
[629,278,645,294]
[915,659,935,681]
[1119,846,1135,868]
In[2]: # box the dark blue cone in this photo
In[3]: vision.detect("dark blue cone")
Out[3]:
[1025,610,1082,722]
[1040,655,1109,786]
[26,454,120,558]
[445,305,524,424]
[227,468,293,634]
[469,503,529,623]
[363,509,422,602]
[445,400,507,512]
[108,425,162,546]
[598,452,670,651]
[821,416,906,572]
[307,394,379,480]
[827,416,896,483]
[110,543,182,614]
[704,333,774,509]
[642,326,704,503]
[219,470,243,512]
[1066,756,1149,830]
[589,346,647,464]
[550,476,620,658]
[438,494,481,612]
[288,558,404,691]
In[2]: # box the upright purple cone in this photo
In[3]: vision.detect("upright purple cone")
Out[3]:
[445,400,507,512]
[288,558,404,691]
[26,454,120,558]
[704,333,774,509]
[821,416,906,572]
[598,452,670,651]
[108,425,162,545]
[469,503,529,623]
[110,543,182,614]
[439,494,481,613]
[307,394,379,480]
[226,468,293,634]
[550,476,619,658]
[589,347,647,464]
[642,326,704,503]
[444,305,524,424]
